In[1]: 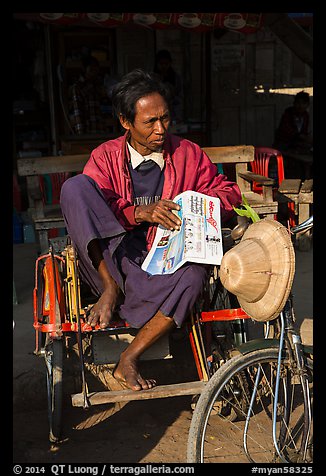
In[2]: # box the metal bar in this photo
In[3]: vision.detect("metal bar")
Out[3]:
[50,249,63,336]
[194,311,210,378]
[72,246,90,409]
[190,313,208,381]
[44,24,58,156]
[187,324,204,380]
[201,308,251,322]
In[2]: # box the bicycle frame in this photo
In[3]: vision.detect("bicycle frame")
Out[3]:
[33,250,66,353]
[269,216,313,461]
[279,298,313,461]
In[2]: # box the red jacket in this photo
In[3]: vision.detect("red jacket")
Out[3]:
[83,132,241,249]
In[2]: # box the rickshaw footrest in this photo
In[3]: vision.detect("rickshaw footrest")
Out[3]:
[71,380,207,406]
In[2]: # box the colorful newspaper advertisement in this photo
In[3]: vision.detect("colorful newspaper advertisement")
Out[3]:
[141,191,223,275]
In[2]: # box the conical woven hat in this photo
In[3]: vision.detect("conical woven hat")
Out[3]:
[219,219,295,322]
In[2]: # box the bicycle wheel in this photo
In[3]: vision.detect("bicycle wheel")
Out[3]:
[187,347,313,463]
[44,337,64,443]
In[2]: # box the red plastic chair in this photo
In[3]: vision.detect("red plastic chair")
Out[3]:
[39,172,71,205]
[251,147,284,191]
[251,147,296,226]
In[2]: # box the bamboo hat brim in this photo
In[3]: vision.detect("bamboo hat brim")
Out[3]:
[219,219,295,322]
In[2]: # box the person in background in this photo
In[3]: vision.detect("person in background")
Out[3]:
[274,91,313,152]
[273,91,313,178]
[69,55,106,135]
[154,49,184,123]
[60,69,241,392]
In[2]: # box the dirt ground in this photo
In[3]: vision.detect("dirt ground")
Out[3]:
[13,326,202,463]
[13,358,200,464]
[13,242,313,464]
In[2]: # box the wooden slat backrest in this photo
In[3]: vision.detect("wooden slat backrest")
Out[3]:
[17,145,255,176]
[16,154,89,176]
[203,145,255,193]
[202,145,254,164]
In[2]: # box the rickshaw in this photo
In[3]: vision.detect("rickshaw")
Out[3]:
[32,227,251,443]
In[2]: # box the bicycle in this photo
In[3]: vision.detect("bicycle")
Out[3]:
[187,216,313,463]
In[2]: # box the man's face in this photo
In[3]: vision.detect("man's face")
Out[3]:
[157,58,171,75]
[294,99,309,115]
[85,63,100,81]
[120,92,170,155]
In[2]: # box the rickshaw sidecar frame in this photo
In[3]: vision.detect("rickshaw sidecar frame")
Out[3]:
[33,240,250,443]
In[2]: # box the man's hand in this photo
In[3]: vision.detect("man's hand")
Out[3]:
[135,199,182,231]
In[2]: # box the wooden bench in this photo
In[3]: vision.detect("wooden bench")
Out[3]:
[17,145,278,252]
[203,145,278,220]
[277,178,313,250]
[17,154,89,252]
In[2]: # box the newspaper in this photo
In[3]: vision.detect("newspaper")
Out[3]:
[141,191,223,275]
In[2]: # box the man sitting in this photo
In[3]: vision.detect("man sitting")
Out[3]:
[60,69,241,391]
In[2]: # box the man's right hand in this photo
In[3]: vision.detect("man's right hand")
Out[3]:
[134,199,182,231]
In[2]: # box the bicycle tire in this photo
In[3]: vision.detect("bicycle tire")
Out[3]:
[44,337,64,443]
[187,347,313,463]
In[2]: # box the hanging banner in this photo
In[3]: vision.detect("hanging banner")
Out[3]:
[130,13,174,29]
[14,13,264,34]
[39,13,81,25]
[85,13,128,26]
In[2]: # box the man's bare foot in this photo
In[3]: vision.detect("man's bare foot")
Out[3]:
[113,355,156,391]
[87,284,120,328]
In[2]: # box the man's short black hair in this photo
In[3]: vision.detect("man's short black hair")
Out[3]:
[111,69,172,124]
[81,55,100,71]
[155,49,172,63]
[294,91,310,104]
